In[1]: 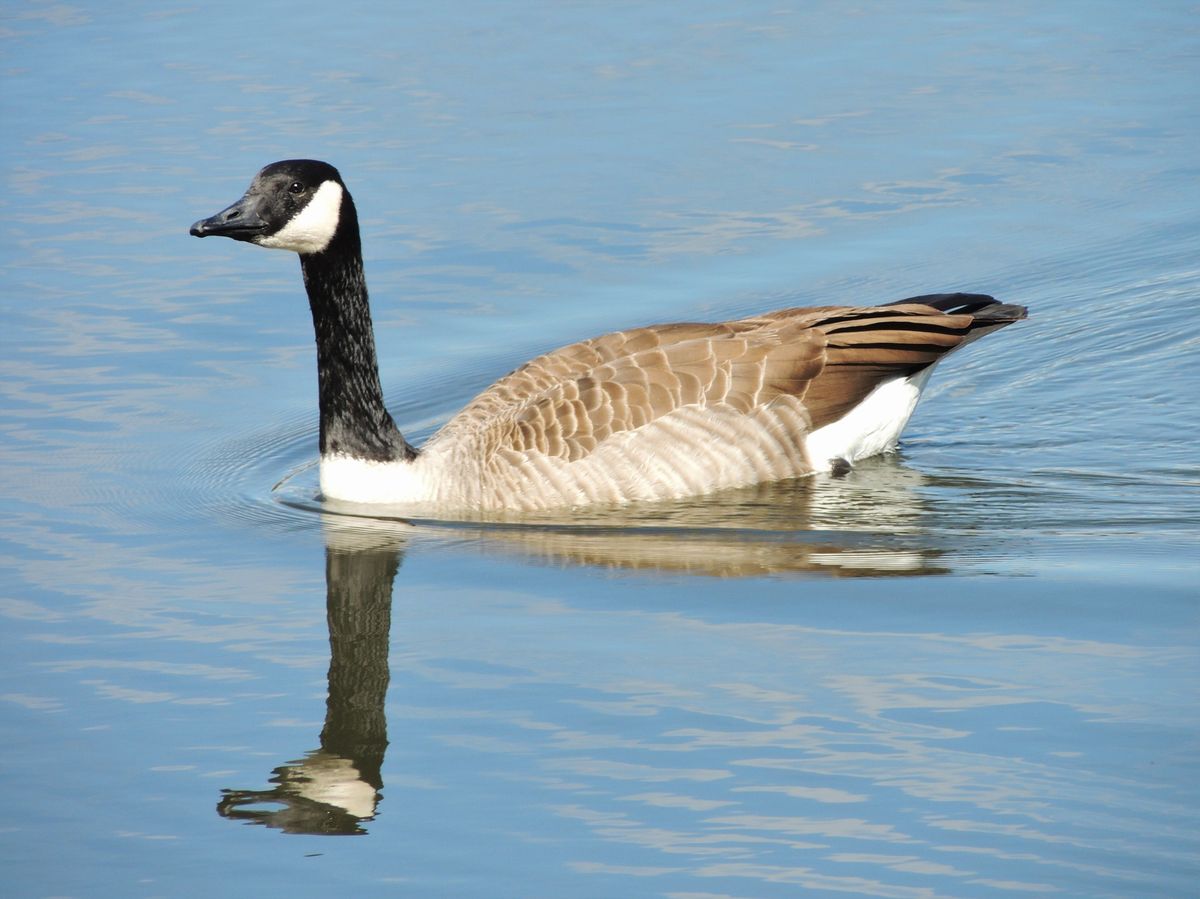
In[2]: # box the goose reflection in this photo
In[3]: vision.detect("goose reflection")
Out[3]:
[217,456,957,834]
[217,527,400,835]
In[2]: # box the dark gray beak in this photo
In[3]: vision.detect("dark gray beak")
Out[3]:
[190,193,268,241]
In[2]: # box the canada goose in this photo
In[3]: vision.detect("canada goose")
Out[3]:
[191,159,1026,512]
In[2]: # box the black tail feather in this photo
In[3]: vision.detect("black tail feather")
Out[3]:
[888,292,1027,344]
[887,292,998,314]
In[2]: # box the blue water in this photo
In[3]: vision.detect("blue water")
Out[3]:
[2,2,1198,897]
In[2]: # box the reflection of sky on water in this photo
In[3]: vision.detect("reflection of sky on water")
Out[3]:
[5,515,1198,895]
[386,566,1188,890]
[138,519,1184,893]
[10,485,1193,893]
[2,0,1199,896]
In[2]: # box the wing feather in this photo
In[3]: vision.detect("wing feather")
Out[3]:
[428,295,1025,467]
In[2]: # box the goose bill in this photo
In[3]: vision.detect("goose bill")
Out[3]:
[189,194,269,241]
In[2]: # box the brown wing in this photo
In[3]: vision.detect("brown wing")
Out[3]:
[432,319,824,462]
[500,322,829,461]
[432,295,1025,463]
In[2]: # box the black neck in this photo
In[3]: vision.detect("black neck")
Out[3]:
[299,204,415,462]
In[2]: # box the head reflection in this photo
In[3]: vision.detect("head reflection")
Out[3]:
[217,532,400,835]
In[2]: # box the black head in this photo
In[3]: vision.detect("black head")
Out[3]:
[190,159,351,255]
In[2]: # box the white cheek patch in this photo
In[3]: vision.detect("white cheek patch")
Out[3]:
[257,180,343,254]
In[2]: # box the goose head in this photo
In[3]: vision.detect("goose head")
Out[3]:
[190,159,350,256]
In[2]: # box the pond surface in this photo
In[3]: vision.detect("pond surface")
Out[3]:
[2,2,1198,897]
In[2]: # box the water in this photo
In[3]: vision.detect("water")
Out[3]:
[2,2,1198,896]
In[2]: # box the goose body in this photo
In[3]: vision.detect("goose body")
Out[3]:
[191,160,1026,512]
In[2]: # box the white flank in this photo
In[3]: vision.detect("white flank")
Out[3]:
[804,368,933,471]
[258,180,343,254]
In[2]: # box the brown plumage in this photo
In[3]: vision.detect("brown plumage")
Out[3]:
[427,294,1027,498]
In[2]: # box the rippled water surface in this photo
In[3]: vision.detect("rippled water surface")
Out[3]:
[2,2,1198,897]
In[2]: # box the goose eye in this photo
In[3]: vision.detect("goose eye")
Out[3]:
[288,181,305,194]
